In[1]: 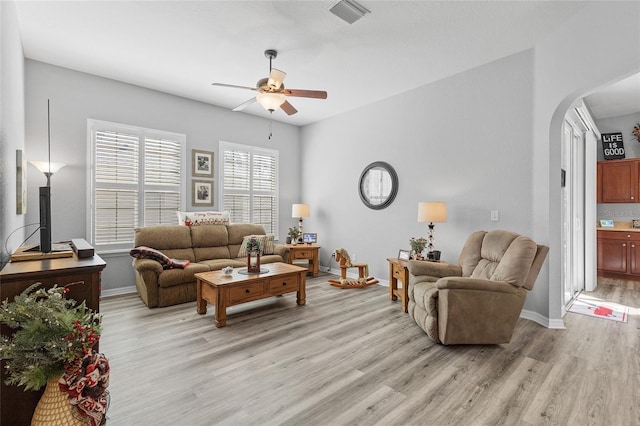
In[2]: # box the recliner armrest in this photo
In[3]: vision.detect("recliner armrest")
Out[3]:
[436,277,517,294]
[132,258,163,274]
[273,244,290,263]
[408,260,462,278]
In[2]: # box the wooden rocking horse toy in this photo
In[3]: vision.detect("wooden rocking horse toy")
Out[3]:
[328,248,379,289]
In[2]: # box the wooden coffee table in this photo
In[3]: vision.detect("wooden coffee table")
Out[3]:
[195,262,307,327]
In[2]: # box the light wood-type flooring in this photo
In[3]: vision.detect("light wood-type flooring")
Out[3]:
[100,275,640,425]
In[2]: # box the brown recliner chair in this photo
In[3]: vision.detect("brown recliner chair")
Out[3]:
[407,230,549,345]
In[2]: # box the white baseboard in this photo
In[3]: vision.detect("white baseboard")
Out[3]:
[102,286,136,298]
[520,309,566,329]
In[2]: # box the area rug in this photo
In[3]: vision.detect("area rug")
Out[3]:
[568,293,628,323]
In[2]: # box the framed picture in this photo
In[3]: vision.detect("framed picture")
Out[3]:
[192,180,213,206]
[192,150,214,178]
[398,249,410,261]
[16,149,27,214]
[599,219,614,228]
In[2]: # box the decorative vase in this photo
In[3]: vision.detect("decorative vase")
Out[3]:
[247,251,261,273]
[31,375,89,426]
[291,237,298,246]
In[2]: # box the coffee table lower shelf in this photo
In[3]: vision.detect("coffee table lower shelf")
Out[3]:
[195,262,307,327]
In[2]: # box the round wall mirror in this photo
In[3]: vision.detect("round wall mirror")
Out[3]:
[358,161,399,210]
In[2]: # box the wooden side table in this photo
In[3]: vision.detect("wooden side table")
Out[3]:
[285,244,320,277]
[387,257,409,312]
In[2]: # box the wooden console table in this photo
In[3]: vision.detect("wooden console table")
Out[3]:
[285,243,320,277]
[0,253,106,426]
[387,257,409,312]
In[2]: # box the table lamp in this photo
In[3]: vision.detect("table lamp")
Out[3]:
[418,202,447,253]
[292,203,310,241]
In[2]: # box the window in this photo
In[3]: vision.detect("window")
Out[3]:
[219,141,278,235]
[88,120,185,251]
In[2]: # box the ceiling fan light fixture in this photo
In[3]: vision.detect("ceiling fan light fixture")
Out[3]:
[257,92,286,111]
[268,68,287,89]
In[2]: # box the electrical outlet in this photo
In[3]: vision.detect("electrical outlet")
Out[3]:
[352,253,357,262]
[491,210,499,222]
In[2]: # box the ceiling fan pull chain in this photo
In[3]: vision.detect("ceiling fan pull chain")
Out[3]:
[268,114,273,140]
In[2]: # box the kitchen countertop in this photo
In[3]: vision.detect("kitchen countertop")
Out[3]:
[597,221,640,232]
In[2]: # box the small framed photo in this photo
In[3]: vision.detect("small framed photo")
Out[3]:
[398,249,410,261]
[192,180,213,206]
[633,219,640,229]
[599,219,614,228]
[192,150,214,178]
[303,233,317,244]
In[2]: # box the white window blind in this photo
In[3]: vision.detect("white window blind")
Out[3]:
[89,120,185,251]
[220,141,278,235]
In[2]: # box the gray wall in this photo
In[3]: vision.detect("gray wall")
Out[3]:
[24,60,301,293]
[0,1,26,268]
[300,50,534,280]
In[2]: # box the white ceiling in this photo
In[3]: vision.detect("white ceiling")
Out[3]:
[13,1,639,126]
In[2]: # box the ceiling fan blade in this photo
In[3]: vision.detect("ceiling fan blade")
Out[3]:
[284,89,327,99]
[233,97,257,111]
[280,100,298,116]
[212,83,256,91]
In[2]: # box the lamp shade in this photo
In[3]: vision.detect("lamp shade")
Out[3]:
[418,202,447,223]
[256,92,286,111]
[30,161,65,175]
[267,68,287,90]
[292,203,310,218]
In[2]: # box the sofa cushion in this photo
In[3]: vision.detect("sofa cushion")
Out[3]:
[135,225,194,252]
[237,235,275,257]
[190,224,231,262]
[157,263,210,288]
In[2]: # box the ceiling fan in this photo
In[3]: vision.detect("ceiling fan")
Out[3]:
[212,49,327,116]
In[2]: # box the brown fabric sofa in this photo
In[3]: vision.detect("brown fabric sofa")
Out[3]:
[407,230,549,345]
[132,223,289,308]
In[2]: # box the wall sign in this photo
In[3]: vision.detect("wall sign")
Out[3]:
[602,132,625,160]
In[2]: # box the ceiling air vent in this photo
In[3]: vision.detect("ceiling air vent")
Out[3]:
[330,0,370,24]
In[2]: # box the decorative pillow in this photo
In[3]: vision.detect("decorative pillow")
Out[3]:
[237,235,275,257]
[129,246,190,270]
[177,211,230,226]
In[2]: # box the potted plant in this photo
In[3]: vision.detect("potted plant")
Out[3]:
[409,237,428,259]
[0,283,109,425]
[288,227,301,245]
[633,123,640,143]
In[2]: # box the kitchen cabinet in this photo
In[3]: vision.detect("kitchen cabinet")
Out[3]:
[598,159,639,203]
[597,230,640,280]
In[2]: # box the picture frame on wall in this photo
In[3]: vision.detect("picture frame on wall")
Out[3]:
[192,180,214,206]
[192,150,214,178]
[16,149,26,214]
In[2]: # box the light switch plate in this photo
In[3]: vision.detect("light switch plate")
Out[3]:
[491,210,499,222]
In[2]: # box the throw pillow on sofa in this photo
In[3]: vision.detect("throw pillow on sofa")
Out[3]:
[237,235,275,257]
[177,211,230,226]
[130,246,191,269]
